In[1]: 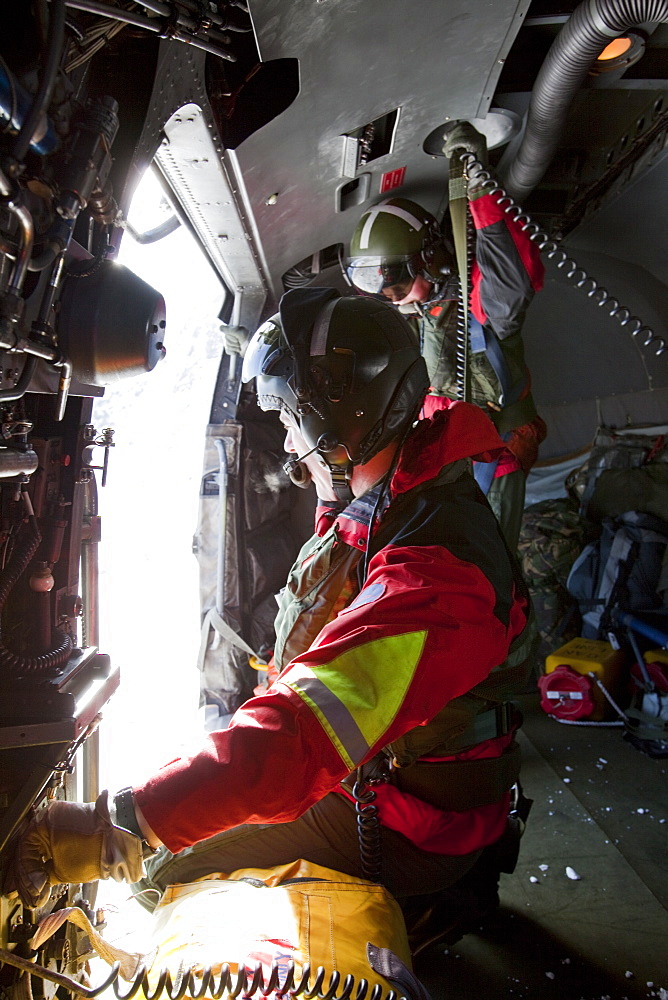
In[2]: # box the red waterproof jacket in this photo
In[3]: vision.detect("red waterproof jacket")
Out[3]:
[419,190,546,473]
[134,403,532,855]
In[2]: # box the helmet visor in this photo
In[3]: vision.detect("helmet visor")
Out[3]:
[346,256,416,297]
[242,326,292,384]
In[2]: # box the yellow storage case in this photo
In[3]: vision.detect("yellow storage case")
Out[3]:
[545,637,627,720]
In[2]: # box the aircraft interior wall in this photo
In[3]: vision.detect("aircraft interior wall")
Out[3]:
[523,251,668,459]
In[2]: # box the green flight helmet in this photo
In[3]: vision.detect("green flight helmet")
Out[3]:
[242,288,429,473]
[346,197,453,297]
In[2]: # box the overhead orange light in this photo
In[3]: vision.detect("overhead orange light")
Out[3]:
[598,37,633,60]
[589,31,646,76]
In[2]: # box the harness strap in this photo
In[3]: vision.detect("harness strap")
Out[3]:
[390,739,522,811]
[343,703,519,808]
[197,606,261,673]
[458,701,515,745]
[472,316,516,403]
[471,314,537,433]
[490,393,538,435]
[473,458,499,495]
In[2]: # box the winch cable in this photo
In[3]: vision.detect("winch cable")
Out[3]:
[458,150,665,357]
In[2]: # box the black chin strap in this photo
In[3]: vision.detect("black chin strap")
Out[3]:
[329,465,354,504]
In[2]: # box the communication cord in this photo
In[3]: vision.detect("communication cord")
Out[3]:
[0,948,404,1000]
[458,151,666,357]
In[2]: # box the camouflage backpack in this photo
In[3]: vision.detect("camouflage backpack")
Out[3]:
[518,498,590,670]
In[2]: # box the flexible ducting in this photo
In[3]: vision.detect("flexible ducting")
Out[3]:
[502,0,668,201]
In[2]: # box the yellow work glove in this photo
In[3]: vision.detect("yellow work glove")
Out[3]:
[9,790,144,908]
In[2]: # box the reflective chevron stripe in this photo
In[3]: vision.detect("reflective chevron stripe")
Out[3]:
[282,631,427,770]
[283,664,368,767]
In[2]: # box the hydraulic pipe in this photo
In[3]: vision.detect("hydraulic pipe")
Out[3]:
[10,0,65,163]
[0,357,38,403]
[55,360,72,422]
[0,62,58,156]
[124,214,181,245]
[0,166,34,299]
[80,475,101,822]
[63,0,236,61]
[81,477,100,650]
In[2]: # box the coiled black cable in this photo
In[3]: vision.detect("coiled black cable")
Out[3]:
[453,208,476,402]
[454,274,469,403]
[460,151,666,356]
[0,513,42,608]
[113,961,391,1000]
[0,951,404,1000]
[0,625,72,673]
[352,768,383,885]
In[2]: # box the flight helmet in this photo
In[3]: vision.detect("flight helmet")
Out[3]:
[242,288,429,490]
[345,197,454,301]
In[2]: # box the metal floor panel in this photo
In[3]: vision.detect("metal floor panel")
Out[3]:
[417,697,668,1000]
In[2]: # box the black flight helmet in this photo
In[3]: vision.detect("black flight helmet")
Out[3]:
[242,288,429,482]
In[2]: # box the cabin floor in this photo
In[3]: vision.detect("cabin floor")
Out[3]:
[417,692,668,1000]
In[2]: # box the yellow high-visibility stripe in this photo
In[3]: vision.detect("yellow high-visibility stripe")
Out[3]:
[283,631,427,768]
[284,668,357,768]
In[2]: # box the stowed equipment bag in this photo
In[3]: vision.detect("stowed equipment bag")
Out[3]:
[566,425,668,521]
[567,510,668,641]
[518,497,589,662]
[143,859,428,999]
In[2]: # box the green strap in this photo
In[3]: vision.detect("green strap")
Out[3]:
[448,156,470,403]
[391,740,522,811]
[457,702,514,746]
[197,605,262,672]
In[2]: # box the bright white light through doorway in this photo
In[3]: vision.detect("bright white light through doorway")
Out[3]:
[90,166,224,952]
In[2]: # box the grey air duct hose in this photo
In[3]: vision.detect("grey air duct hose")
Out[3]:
[502,0,668,201]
